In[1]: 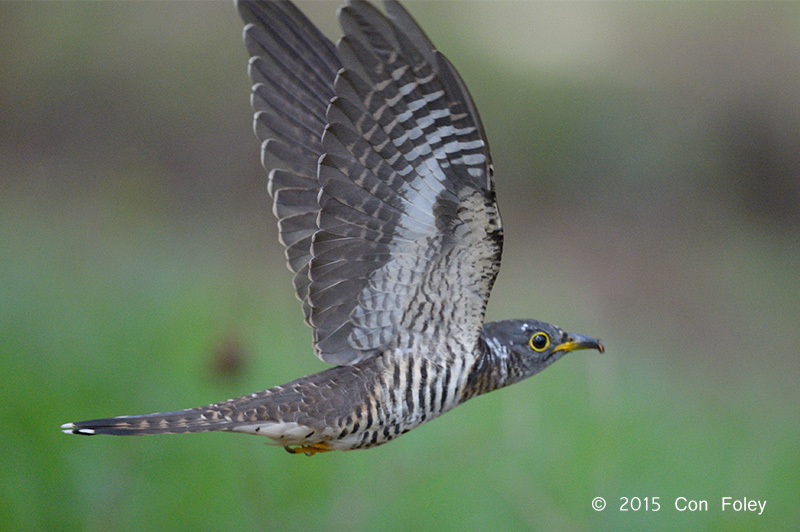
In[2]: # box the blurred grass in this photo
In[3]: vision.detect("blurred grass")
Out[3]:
[2,1,799,531]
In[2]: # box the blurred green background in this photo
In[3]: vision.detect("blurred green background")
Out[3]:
[2,1,799,531]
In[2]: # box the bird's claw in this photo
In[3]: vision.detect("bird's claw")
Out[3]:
[284,442,332,456]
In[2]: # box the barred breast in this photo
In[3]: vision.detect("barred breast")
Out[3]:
[235,349,477,451]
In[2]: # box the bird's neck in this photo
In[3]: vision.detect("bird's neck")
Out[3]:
[460,339,523,402]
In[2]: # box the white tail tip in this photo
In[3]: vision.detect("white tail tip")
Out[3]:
[61,422,95,435]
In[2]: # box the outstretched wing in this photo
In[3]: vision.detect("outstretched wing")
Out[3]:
[239,0,503,365]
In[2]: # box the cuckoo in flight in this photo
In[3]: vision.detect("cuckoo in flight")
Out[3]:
[62,0,603,455]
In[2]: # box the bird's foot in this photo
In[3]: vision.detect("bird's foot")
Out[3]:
[284,442,332,456]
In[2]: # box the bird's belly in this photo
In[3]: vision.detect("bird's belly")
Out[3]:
[231,406,437,451]
[231,353,475,452]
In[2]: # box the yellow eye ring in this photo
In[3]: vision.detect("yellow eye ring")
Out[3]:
[529,332,550,352]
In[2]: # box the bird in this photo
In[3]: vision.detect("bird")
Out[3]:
[61,0,603,456]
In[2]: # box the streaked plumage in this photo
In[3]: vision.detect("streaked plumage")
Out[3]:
[62,0,603,455]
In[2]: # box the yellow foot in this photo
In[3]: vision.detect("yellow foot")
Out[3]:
[284,442,333,456]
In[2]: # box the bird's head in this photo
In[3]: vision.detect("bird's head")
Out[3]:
[481,319,604,382]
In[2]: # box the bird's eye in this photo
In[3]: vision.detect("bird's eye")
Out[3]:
[528,332,550,352]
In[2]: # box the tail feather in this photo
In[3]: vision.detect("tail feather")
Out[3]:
[61,407,236,436]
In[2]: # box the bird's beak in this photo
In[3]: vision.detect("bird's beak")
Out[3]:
[553,332,604,354]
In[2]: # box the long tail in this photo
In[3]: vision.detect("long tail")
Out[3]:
[61,406,238,436]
